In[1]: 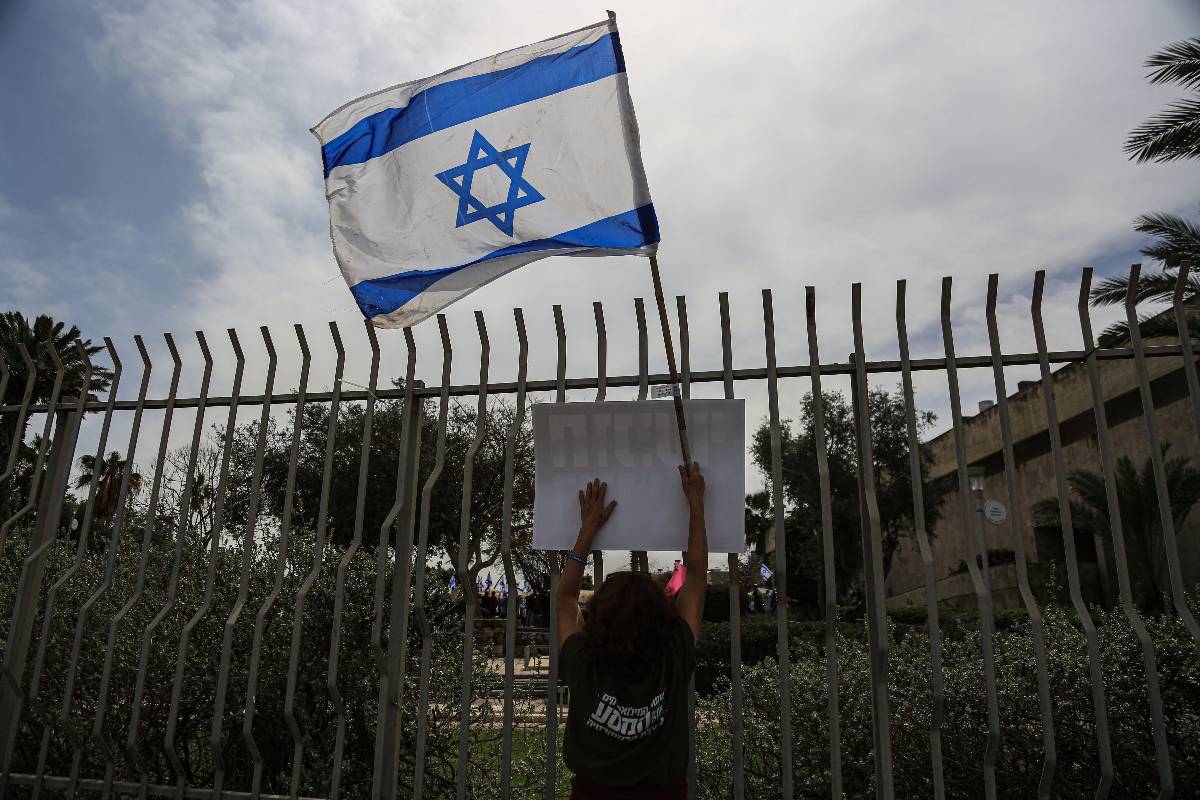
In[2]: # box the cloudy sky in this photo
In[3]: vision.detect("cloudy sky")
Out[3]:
[3,1,1199,568]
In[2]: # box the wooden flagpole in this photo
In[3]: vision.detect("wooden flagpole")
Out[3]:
[648,254,692,469]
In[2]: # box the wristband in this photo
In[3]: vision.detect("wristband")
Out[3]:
[565,552,588,567]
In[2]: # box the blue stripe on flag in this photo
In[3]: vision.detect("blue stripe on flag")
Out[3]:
[322,33,622,177]
[350,204,659,319]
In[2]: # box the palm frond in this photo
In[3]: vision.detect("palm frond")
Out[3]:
[1031,498,1060,528]
[1145,37,1200,90]
[1089,268,1196,307]
[1135,212,1200,266]
[1097,310,1200,348]
[1125,96,1200,163]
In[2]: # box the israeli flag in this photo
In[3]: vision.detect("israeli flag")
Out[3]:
[313,15,658,328]
[759,563,774,581]
[483,573,493,592]
[448,574,458,593]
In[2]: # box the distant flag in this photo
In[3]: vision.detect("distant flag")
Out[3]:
[483,573,493,592]
[448,574,458,594]
[665,561,685,598]
[497,576,507,594]
[311,15,658,328]
[760,563,774,582]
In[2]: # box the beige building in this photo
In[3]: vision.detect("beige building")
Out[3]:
[886,335,1200,609]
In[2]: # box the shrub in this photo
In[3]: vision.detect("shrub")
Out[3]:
[1,527,542,800]
[694,603,1200,799]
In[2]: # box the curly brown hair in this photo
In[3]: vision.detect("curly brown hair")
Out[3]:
[581,571,677,677]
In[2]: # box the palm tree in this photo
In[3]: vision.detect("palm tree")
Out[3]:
[1032,446,1200,613]
[0,312,111,408]
[1,313,112,511]
[1091,37,1200,344]
[1125,37,1200,164]
[76,451,143,530]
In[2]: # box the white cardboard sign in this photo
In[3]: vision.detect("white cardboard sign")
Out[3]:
[532,399,745,553]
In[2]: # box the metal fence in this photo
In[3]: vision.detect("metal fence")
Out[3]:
[1,264,1198,800]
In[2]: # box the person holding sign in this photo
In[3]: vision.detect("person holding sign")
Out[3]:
[555,464,708,799]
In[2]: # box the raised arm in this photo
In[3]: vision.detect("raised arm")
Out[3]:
[556,478,616,650]
[673,462,708,639]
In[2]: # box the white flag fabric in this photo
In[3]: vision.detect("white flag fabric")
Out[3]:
[759,563,773,581]
[312,17,658,328]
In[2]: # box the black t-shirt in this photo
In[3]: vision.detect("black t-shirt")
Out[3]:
[560,616,695,789]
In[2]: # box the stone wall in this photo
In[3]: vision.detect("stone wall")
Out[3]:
[885,349,1200,607]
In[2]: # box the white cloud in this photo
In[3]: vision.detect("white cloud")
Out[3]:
[75,2,1200,570]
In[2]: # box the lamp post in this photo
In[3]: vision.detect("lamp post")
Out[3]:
[967,466,994,604]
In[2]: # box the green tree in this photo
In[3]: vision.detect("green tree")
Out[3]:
[1125,37,1200,164]
[223,389,539,589]
[0,312,111,516]
[1032,446,1200,613]
[74,450,143,546]
[1093,37,1200,344]
[749,387,944,611]
[744,489,772,556]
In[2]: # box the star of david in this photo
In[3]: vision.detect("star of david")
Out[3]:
[435,130,545,237]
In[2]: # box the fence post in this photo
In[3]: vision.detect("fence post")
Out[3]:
[374,392,424,800]
[0,404,82,780]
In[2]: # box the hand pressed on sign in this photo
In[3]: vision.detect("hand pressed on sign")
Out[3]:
[578,478,618,543]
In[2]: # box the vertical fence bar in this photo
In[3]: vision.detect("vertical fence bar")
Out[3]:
[453,309,492,796]
[849,285,895,800]
[1,342,75,793]
[545,306,565,800]
[0,343,63,554]
[22,347,91,647]
[940,277,1000,800]
[244,325,310,800]
[803,287,842,798]
[592,302,606,585]
[412,316,453,799]
[499,309,529,800]
[62,337,151,800]
[326,323,380,800]
[982,275,1056,799]
[761,289,793,799]
[96,335,182,800]
[3,419,79,795]
[1031,270,1113,796]
[375,331,424,800]
[633,297,649,573]
[164,332,244,800]
[1079,268,1173,796]
[0,354,7,422]
[33,340,121,798]
[457,312,491,800]
[0,344,36,499]
[895,281,945,800]
[1124,265,1200,641]
[718,293,745,800]
[677,296,691,396]
[1172,263,1200,445]
[636,297,649,401]
[371,322,419,800]
[211,328,276,800]
[676,295,697,800]
[126,334,212,800]
[285,323,345,800]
